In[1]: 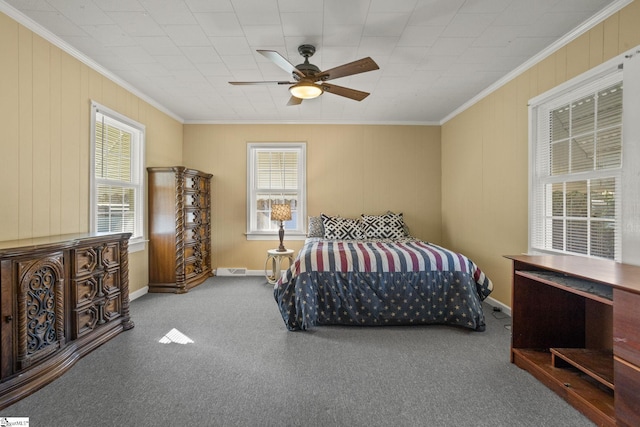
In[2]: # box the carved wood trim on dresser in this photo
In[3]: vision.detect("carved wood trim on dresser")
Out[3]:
[147,166,213,293]
[0,232,133,410]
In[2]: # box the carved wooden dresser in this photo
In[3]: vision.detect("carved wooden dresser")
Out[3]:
[147,166,213,293]
[0,232,134,409]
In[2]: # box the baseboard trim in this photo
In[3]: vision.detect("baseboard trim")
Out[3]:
[484,297,511,317]
[129,286,149,301]
[245,270,265,276]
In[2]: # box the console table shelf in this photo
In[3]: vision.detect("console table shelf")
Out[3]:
[516,270,613,304]
[512,348,615,422]
[506,255,640,427]
[550,348,614,390]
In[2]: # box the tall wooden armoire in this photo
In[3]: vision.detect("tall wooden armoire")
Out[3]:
[147,167,213,293]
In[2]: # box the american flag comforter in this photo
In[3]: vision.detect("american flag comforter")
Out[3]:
[274,237,493,331]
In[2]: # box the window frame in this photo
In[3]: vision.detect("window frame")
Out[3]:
[529,70,623,261]
[90,101,146,252]
[529,72,624,261]
[246,142,307,241]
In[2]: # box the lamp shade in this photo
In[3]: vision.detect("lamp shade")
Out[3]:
[271,203,292,222]
[289,82,323,99]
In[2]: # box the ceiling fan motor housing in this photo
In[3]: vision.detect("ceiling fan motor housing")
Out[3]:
[294,44,321,80]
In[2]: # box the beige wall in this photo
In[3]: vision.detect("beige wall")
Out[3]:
[5,0,639,306]
[1,9,440,291]
[441,0,640,307]
[183,124,442,270]
[0,12,184,294]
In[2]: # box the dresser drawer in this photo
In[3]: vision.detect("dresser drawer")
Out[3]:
[73,268,121,308]
[186,225,209,241]
[184,260,204,278]
[102,268,121,296]
[185,174,208,192]
[185,192,208,208]
[73,242,120,276]
[73,294,122,338]
[614,289,640,366]
[184,243,201,260]
[185,208,209,225]
[615,356,640,427]
[73,276,98,307]
[103,293,122,323]
[73,305,99,338]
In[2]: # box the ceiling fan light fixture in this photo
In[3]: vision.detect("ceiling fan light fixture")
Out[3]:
[230,46,378,104]
[289,82,323,99]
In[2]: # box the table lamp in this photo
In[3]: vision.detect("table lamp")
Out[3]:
[271,203,292,252]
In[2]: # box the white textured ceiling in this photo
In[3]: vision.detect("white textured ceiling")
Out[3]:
[2,0,622,124]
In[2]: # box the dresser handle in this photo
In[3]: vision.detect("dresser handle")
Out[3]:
[5,315,12,322]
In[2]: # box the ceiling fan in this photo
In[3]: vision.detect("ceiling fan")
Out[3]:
[229,44,379,105]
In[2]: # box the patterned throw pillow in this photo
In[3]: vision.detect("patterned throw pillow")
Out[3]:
[361,212,406,239]
[307,216,324,237]
[321,214,363,240]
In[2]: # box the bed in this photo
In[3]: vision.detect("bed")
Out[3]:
[273,213,493,332]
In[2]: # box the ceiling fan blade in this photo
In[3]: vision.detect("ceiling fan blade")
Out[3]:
[258,50,305,79]
[314,57,379,82]
[287,96,303,106]
[229,81,294,85]
[320,83,370,101]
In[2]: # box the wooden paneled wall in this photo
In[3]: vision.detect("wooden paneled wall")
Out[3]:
[441,0,640,307]
[0,12,184,293]
[183,124,442,270]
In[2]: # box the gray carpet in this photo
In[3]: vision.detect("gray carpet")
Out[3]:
[1,276,593,426]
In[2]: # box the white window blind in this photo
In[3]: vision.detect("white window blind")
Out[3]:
[247,143,306,238]
[531,72,622,260]
[90,102,145,250]
[95,118,135,234]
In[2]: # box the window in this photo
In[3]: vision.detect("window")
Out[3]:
[90,102,145,252]
[247,143,306,239]
[530,67,623,261]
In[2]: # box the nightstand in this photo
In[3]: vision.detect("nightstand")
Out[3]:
[265,248,294,285]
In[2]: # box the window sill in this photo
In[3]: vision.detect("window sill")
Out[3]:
[245,233,307,241]
[529,247,618,262]
[129,238,147,253]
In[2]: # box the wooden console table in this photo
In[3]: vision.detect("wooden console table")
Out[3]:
[506,255,640,427]
[0,233,134,409]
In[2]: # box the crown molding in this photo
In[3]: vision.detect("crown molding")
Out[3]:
[440,0,634,125]
[0,2,185,124]
[3,0,631,127]
[183,120,441,126]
